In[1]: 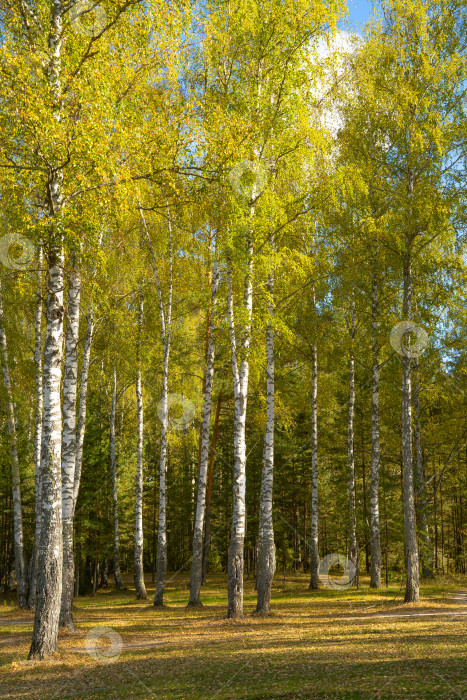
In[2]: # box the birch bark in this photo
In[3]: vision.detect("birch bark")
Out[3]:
[110,367,125,590]
[134,295,147,599]
[347,289,358,569]
[401,237,420,602]
[28,243,65,658]
[138,203,173,606]
[202,391,223,584]
[0,279,28,607]
[29,0,66,657]
[309,340,319,590]
[256,240,276,612]
[226,243,253,619]
[72,234,102,515]
[154,293,171,606]
[370,267,382,588]
[188,259,220,606]
[154,332,170,604]
[60,264,81,629]
[28,248,44,609]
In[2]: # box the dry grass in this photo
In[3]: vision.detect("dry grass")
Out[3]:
[1,573,466,699]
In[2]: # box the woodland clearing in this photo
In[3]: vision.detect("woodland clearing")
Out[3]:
[1,574,466,699]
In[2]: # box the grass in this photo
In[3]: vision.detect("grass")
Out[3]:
[1,572,466,699]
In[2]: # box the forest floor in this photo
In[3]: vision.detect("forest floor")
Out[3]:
[1,573,466,699]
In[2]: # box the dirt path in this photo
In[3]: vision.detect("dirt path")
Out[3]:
[335,589,467,620]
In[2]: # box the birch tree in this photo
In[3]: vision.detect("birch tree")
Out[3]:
[60,263,81,629]
[188,259,220,606]
[202,390,223,584]
[256,237,276,613]
[399,225,420,601]
[308,285,319,590]
[139,203,173,606]
[0,0,190,653]
[346,288,358,570]
[370,263,382,588]
[134,294,147,599]
[60,246,101,621]
[110,367,125,590]
[28,248,44,608]
[226,243,253,619]
[29,240,65,658]
[73,234,102,514]
[27,0,67,650]
[337,0,464,598]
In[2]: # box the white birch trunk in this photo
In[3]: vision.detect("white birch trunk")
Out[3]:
[28,0,67,657]
[308,333,319,590]
[72,233,102,513]
[138,203,173,606]
[0,279,28,607]
[227,72,260,616]
[28,249,44,609]
[188,259,220,606]
[29,244,65,658]
[226,243,253,619]
[154,279,172,607]
[370,268,382,588]
[347,290,358,569]
[134,295,147,599]
[256,240,276,612]
[154,341,169,606]
[401,241,420,602]
[110,367,125,590]
[202,390,223,584]
[60,265,81,629]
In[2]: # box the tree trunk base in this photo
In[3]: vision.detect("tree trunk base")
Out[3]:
[186,600,203,608]
[28,648,57,661]
[59,618,77,633]
[404,590,420,603]
[226,612,245,621]
[28,636,59,660]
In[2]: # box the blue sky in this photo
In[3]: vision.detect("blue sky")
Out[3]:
[345,0,374,29]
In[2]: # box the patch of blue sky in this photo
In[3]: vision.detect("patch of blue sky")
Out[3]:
[342,0,374,31]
